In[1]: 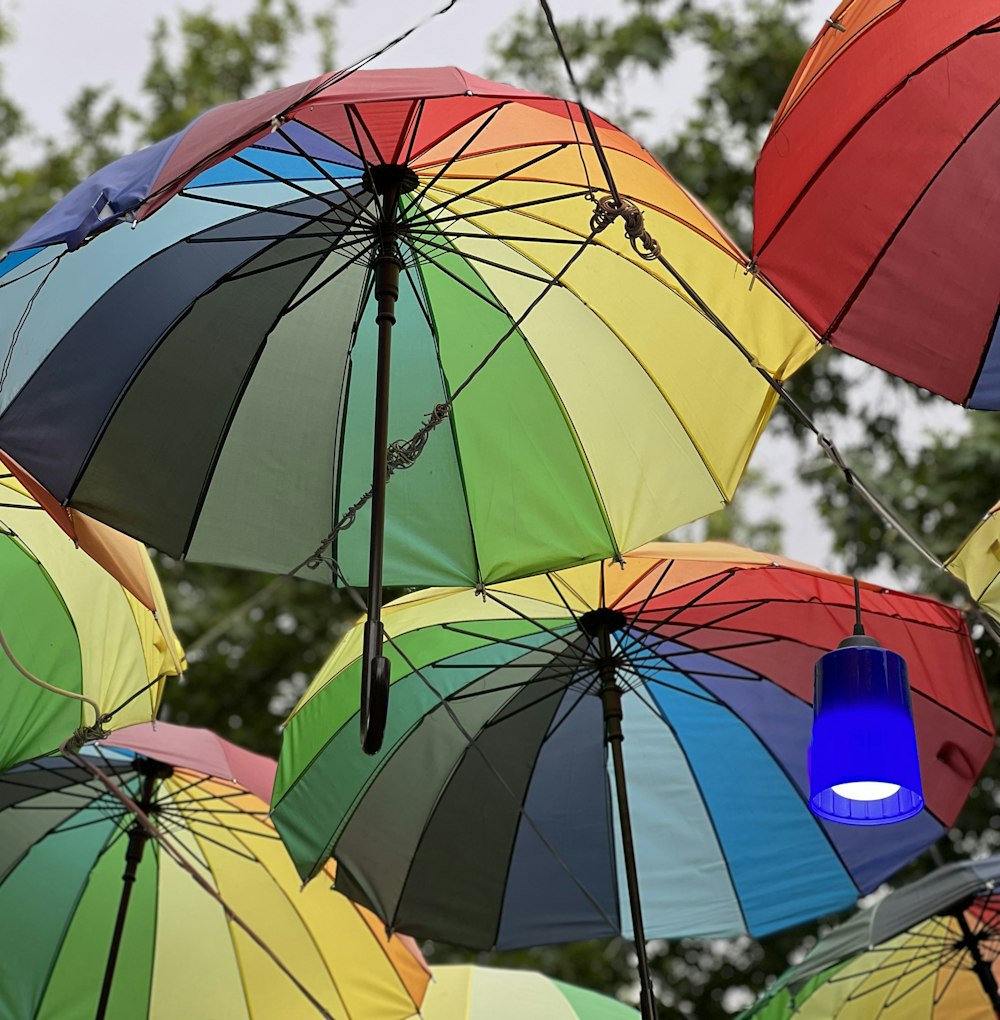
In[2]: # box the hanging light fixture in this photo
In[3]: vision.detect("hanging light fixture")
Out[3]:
[808,477,924,825]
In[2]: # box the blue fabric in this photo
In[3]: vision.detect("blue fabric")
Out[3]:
[0,194,339,501]
[497,683,620,948]
[255,121,364,166]
[189,147,363,187]
[690,658,940,894]
[12,133,184,252]
[633,633,860,935]
[968,308,1000,408]
[0,247,46,280]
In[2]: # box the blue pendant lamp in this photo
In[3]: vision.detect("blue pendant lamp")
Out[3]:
[809,480,924,825]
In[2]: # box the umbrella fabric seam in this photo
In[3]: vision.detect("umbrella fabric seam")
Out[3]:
[754,16,1000,260]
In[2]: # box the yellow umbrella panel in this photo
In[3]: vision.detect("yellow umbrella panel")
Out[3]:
[0,475,183,769]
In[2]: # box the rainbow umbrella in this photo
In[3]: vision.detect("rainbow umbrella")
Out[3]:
[0,473,182,770]
[741,856,1000,1019]
[753,1,1000,407]
[0,66,816,748]
[0,721,429,1020]
[272,543,992,1020]
[947,499,1000,626]
[418,965,638,1019]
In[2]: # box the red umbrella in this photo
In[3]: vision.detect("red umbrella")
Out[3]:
[753,0,1000,407]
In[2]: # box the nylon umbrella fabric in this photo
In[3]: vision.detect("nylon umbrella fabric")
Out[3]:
[0,66,816,588]
[741,856,1000,1019]
[0,448,162,610]
[0,474,183,771]
[414,965,639,1020]
[271,542,993,949]
[0,721,430,1020]
[753,1,1000,407]
[946,499,1000,626]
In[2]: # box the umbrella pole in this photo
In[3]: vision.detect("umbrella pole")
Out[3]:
[359,164,417,755]
[596,622,658,1020]
[955,909,1000,1017]
[95,760,171,1020]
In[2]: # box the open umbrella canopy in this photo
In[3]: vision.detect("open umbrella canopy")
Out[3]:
[272,542,993,949]
[0,66,816,588]
[0,474,182,770]
[753,0,1000,407]
[947,498,1000,625]
[417,965,639,1020]
[741,856,1000,1019]
[0,721,430,1020]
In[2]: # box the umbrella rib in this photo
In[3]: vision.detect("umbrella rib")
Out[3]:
[408,250,509,313]
[283,246,370,316]
[621,560,677,631]
[230,151,372,224]
[481,680,577,730]
[381,628,623,933]
[419,186,592,228]
[406,232,555,284]
[273,124,377,224]
[409,142,571,222]
[179,188,344,225]
[543,571,587,627]
[407,104,506,206]
[480,589,580,648]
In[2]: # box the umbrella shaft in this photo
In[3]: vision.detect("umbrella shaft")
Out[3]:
[364,248,400,657]
[95,772,157,1020]
[598,631,658,1020]
[956,910,1000,1016]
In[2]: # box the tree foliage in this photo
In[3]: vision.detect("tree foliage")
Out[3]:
[1,1,996,1017]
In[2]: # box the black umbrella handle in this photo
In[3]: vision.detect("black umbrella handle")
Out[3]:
[359,215,401,754]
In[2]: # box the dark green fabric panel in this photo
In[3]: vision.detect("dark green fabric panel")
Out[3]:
[391,674,568,949]
[38,830,159,1020]
[334,259,480,586]
[0,813,117,1019]
[0,536,83,771]
[333,645,565,922]
[73,238,331,556]
[0,788,96,881]
[272,631,566,882]
[185,250,365,578]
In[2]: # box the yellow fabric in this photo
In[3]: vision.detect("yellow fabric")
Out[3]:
[416,966,582,1020]
[947,505,1000,620]
[160,774,428,1020]
[293,540,862,715]
[789,916,991,1019]
[0,481,182,732]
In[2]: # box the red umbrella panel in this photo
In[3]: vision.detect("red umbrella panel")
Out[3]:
[753,0,1000,407]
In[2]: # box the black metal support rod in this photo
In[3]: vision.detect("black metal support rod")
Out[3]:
[597,625,658,1020]
[956,909,1000,1017]
[360,187,402,753]
[95,769,159,1020]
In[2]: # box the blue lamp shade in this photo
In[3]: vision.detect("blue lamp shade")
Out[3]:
[809,635,924,825]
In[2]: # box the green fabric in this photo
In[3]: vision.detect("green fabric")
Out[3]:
[420,251,614,582]
[554,979,641,1019]
[392,673,568,947]
[0,535,83,771]
[335,641,569,925]
[187,250,365,580]
[335,263,479,585]
[38,829,159,1020]
[0,813,116,1018]
[272,622,572,879]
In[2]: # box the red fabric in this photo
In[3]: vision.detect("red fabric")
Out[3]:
[753,0,1000,403]
[616,564,994,824]
[109,721,277,803]
[142,67,549,219]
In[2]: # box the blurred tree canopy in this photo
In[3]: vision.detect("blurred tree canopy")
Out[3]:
[0,1,996,1017]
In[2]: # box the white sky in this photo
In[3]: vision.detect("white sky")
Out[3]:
[3,0,958,576]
